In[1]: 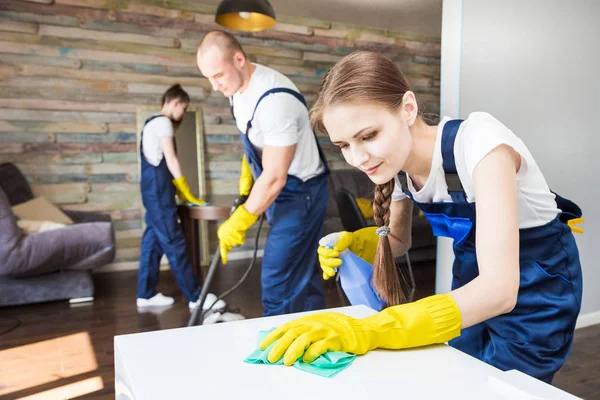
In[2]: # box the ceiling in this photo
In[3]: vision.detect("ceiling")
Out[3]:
[200,0,443,38]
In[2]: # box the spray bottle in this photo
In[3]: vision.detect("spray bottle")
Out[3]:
[320,234,383,311]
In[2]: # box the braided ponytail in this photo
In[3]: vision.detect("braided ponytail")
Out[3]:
[372,179,409,307]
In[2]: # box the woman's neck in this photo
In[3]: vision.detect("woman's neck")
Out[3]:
[402,119,439,188]
[160,107,171,119]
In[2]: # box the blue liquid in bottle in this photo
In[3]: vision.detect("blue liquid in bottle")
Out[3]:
[338,250,383,311]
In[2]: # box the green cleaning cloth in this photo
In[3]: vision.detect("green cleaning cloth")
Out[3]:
[244,329,356,378]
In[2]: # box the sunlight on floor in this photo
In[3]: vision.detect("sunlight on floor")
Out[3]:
[0,332,98,397]
[17,376,104,400]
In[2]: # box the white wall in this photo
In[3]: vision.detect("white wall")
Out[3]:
[440,0,600,322]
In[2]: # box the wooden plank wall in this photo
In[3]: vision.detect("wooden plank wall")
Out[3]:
[0,0,440,271]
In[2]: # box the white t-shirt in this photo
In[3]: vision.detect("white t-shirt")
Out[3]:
[232,64,325,181]
[142,115,173,167]
[392,112,560,229]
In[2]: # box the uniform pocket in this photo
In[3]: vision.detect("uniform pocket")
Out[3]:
[533,261,570,284]
[488,256,577,350]
[421,212,473,246]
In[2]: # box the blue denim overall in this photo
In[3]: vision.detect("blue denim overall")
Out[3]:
[398,119,583,383]
[234,88,330,316]
[138,115,201,302]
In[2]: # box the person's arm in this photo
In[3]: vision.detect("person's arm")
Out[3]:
[161,135,206,205]
[243,144,295,215]
[160,136,183,179]
[389,197,413,258]
[242,94,301,215]
[449,144,521,328]
[259,144,522,365]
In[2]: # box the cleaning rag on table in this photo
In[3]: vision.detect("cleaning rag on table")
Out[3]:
[244,329,356,378]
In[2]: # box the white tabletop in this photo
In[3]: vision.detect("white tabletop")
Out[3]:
[114,305,580,400]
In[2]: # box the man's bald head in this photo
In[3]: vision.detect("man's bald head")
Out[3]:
[196,30,251,98]
[197,30,246,59]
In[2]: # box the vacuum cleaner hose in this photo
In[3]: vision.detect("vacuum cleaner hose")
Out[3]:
[187,197,264,327]
[201,214,264,320]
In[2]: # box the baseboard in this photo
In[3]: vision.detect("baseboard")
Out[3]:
[95,261,171,273]
[576,310,600,330]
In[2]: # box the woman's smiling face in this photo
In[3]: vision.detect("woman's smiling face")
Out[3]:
[323,102,413,185]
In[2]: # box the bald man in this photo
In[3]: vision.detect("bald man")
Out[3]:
[197,31,329,316]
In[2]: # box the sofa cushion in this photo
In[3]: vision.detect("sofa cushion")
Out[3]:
[12,196,73,225]
[2,221,115,278]
[17,220,67,234]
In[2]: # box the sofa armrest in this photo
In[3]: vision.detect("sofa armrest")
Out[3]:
[62,209,111,224]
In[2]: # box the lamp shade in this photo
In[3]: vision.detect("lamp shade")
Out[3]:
[215,0,276,32]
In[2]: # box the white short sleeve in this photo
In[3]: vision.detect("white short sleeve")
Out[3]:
[454,112,559,228]
[231,64,324,181]
[253,94,300,147]
[146,116,173,138]
[142,116,173,167]
[459,112,525,178]
[391,175,407,202]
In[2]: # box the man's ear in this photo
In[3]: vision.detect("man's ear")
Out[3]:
[233,51,246,69]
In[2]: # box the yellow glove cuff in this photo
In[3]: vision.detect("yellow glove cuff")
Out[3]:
[364,294,462,350]
[172,175,188,188]
[231,204,259,230]
[239,155,254,196]
[568,217,584,234]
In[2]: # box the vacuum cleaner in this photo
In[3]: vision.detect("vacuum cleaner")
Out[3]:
[187,195,264,327]
[186,196,415,326]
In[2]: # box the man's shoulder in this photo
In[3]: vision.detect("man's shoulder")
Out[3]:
[253,64,297,91]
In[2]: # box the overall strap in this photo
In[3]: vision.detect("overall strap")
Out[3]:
[243,87,330,175]
[397,119,466,202]
[441,119,466,201]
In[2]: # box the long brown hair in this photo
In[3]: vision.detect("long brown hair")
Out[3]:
[310,51,413,306]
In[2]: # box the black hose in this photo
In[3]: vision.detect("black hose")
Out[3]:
[187,205,264,327]
[200,214,264,320]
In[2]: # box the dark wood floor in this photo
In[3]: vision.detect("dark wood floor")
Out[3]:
[0,260,597,399]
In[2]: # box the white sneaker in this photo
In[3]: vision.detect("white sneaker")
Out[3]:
[203,311,246,324]
[136,293,175,307]
[189,293,226,311]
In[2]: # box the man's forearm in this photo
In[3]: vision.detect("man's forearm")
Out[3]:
[243,174,286,215]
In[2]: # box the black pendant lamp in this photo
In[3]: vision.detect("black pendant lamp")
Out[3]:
[215,0,276,32]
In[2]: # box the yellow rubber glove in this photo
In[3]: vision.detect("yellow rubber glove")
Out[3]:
[172,176,206,205]
[317,226,379,280]
[259,294,461,365]
[567,217,584,234]
[354,197,374,219]
[217,205,258,264]
[239,155,254,196]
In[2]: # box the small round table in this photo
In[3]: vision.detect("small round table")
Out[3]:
[177,195,236,278]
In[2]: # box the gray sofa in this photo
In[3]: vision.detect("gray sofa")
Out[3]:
[0,163,116,306]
